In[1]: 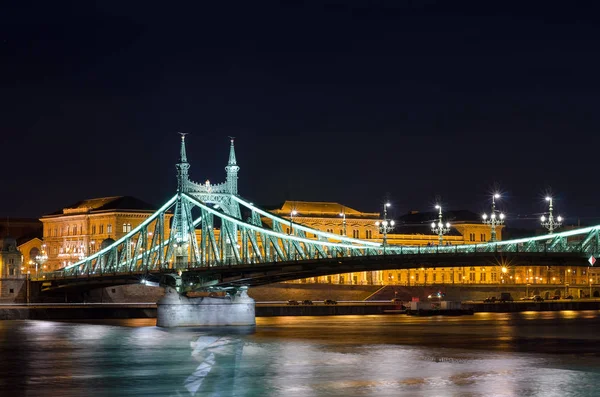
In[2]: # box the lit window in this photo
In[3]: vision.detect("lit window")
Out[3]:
[107,224,112,234]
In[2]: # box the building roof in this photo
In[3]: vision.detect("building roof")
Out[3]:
[266,200,379,219]
[398,209,482,224]
[44,196,158,217]
[391,209,483,236]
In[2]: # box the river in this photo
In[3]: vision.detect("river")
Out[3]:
[1,311,600,396]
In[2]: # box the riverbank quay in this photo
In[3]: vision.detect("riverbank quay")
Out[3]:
[0,301,398,320]
[464,299,600,312]
[3,300,600,320]
[0,303,157,320]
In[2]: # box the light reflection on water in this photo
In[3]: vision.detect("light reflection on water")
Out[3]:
[1,312,600,396]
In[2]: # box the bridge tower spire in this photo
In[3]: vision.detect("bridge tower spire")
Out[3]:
[225,137,240,195]
[172,133,196,266]
[176,132,190,193]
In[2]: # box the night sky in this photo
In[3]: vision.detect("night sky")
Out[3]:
[2,1,600,228]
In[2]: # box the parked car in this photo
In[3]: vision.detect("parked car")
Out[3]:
[323,299,337,305]
[391,298,403,303]
[302,300,313,305]
[532,295,544,302]
[483,296,497,303]
[287,300,300,305]
[551,295,561,300]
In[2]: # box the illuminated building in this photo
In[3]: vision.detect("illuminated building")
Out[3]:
[0,236,23,278]
[17,237,44,275]
[40,196,172,271]
[270,202,512,285]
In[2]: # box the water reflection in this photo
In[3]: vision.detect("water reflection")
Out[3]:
[175,328,253,396]
[2,313,600,396]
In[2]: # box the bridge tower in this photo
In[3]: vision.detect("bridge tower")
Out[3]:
[171,133,199,266]
[225,137,240,195]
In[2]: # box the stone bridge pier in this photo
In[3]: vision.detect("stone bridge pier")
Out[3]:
[156,275,255,327]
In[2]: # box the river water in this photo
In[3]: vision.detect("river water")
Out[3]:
[2,311,600,396]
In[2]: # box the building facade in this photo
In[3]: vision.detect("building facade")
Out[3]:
[40,196,172,271]
[265,201,589,288]
[17,237,44,276]
[0,236,23,278]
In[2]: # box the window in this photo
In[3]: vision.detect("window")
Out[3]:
[286,227,290,234]
[480,233,486,242]
[415,274,419,282]
[366,230,372,239]
[469,272,475,282]
[99,225,104,234]
[480,272,487,281]
[339,229,343,235]
[433,273,437,282]
[353,230,359,238]
[73,225,78,235]
[92,225,96,234]
[80,226,83,235]
[8,259,14,265]
[123,223,132,233]
[9,288,14,293]
[54,228,57,237]
[491,272,497,282]
[107,224,112,234]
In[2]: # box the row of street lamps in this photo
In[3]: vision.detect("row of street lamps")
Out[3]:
[288,193,564,247]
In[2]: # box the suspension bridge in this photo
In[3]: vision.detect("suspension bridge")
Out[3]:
[34,135,600,326]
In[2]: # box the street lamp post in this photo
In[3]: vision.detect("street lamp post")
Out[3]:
[339,209,347,236]
[541,196,562,234]
[482,193,505,242]
[375,202,394,255]
[35,244,48,277]
[431,205,451,245]
[289,210,297,235]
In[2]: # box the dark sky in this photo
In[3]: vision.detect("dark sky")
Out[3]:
[2,1,600,228]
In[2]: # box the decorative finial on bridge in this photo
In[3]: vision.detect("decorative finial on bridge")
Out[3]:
[227,136,238,166]
[178,132,188,163]
[225,136,240,194]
